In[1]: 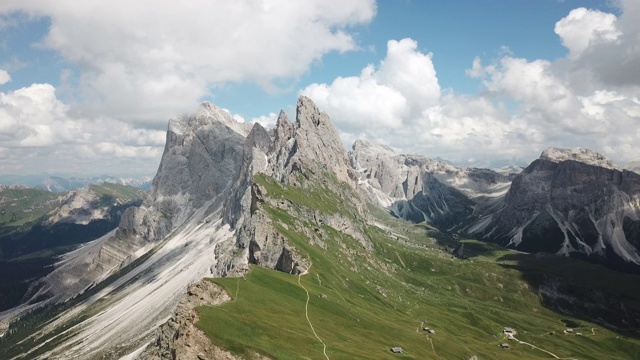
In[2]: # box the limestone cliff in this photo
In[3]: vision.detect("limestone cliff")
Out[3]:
[350,139,510,229]
[470,149,640,270]
[353,142,640,271]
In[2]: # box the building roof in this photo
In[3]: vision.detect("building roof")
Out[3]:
[391,347,403,353]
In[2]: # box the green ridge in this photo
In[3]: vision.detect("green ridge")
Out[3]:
[197,175,640,359]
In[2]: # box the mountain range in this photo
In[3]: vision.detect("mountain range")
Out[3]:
[1,97,639,359]
[0,175,153,193]
[352,141,640,272]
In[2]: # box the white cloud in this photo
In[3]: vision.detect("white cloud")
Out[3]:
[301,38,533,163]
[0,1,376,124]
[250,112,279,129]
[560,2,640,88]
[0,1,375,175]
[555,7,621,59]
[0,83,165,174]
[303,66,408,130]
[0,69,9,85]
[302,26,640,166]
[301,38,439,132]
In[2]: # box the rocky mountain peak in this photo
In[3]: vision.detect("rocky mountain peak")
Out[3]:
[540,147,616,169]
[294,96,354,184]
[352,139,397,157]
[266,96,356,187]
[272,110,293,151]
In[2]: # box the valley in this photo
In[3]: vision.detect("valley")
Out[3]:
[0,97,639,360]
[192,173,640,359]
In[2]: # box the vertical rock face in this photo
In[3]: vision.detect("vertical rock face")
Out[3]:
[148,104,247,227]
[471,150,640,270]
[350,139,510,227]
[227,96,366,275]
[23,102,250,305]
[268,96,357,187]
[353,142,640,271]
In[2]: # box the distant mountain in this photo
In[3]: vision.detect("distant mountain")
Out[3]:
[350,139,510,229]
[0,174,153,192]
[0,183,145,311]
[354,144,640,272]
[36,175,153,192]
[472,148,640,271]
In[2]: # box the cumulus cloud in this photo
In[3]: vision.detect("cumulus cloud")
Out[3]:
[0,69,10,85]
[559,1,640,88]
[554,7,621,59]
[302,38,438,132]
[0,1,375,174]
[0,83,165,174]
[302,39,536,164]
[0,1,376,124]
[302,3,640,166]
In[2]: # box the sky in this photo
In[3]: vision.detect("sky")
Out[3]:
[1,0,639,177]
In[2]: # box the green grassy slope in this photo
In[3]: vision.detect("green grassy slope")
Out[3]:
[0,188,59,230]
[88,182,146,206]
[197,175,640,359]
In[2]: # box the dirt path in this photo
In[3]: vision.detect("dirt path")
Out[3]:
[510,335,578,360]
[428,337,440,358]
[395,252,406,268]
[298,264,329,360]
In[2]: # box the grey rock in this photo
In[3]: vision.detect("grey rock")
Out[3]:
[350,139,510,228]
[353,142,640,270]
[471,149,640,269]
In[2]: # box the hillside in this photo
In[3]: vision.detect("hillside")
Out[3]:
[0,183,145,312]
[181,173,640,359]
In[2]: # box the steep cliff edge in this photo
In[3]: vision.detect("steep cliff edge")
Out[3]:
[470,149,640,270]
[350,139,510,229]
[353,142,640,271]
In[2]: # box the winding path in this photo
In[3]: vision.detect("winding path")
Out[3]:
[298,264,329,360]
[509,335,578,360]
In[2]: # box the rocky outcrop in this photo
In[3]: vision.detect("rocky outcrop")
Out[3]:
[221,96,370,275]
[470,149,640,270]
[541,147,616,170]
[21,102,249,306]
[354,142,640,271]
[350,139,510,228]
[139,279,270,360]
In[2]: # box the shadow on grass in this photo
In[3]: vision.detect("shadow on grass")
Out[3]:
[496,252,640,338]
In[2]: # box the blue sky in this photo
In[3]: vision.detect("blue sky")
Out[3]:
[213,0,618,119]
[1,0,639,176]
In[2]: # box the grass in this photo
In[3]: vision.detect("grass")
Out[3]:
[88,182,146,207]
[0,188,59,229]
[196,174,640,359]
